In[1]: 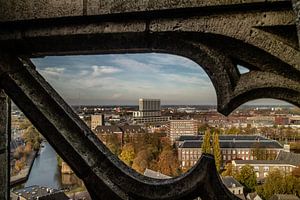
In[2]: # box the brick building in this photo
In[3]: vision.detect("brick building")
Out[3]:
[177,135,283,169]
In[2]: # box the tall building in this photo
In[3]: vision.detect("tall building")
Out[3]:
[133,98,170,124]
[133,99,161,117]
[91,114,104,130]
[168,120,198,143]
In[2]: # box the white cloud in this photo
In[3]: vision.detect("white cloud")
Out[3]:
[40,67,65,76]
[112,57,161,72]
[91,65,122,76]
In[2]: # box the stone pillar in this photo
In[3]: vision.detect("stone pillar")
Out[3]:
[0,90,10,200]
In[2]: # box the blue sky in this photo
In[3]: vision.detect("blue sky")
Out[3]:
[32,53,287,106]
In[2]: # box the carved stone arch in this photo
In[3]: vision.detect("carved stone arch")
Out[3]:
[0,1,300,199]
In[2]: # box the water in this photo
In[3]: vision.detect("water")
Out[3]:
[24,141,62,189]
[23,141,82,190]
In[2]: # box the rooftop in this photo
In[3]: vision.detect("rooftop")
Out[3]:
[12,185,69,200]
[179,140,283,149]
[222,176,243,188]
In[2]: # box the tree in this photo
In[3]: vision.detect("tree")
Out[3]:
[22,125,42,151]
[132,149,152,173]
[226,127,241,135]
[198,124,210,133]
[15,157,26,172]
[119,143,135,166]
[157,146,181,177]
[235,164,257,193]
[13,146,24,159]
[222,163,235,177]
[201,130,211,154]
[106,133,121,155]
[256,169,300,200]
[212,132,222,172]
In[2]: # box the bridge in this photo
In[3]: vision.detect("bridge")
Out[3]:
[0,1,299,199]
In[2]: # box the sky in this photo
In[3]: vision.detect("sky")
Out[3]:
[31,53,288,106]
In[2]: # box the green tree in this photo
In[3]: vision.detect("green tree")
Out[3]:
[235,165,257,193]
[256,170,300,200]
[201,130,211,154]
[119,143,135,166]
[212,132,222,172]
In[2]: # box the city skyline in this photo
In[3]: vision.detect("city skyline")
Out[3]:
[32,53,289,106]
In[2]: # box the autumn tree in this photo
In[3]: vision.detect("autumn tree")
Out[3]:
[212,132,222,172]
[23,125,42,151]
[15,157,26,172]
[226,127,241,135]
[198,124,210,133]
[132,149,152,173]
[201,130,211,154]
[157,146,181,177]
[13,146,24,159]
[119,143,135,166]
[221,163,236,177]
[106,133,121,155]
[235,164,257,193]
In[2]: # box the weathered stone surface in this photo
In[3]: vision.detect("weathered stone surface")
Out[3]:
[87,0,289,16]
[292,0,300,47]
[0,90,10,200]
[0,0,83,22]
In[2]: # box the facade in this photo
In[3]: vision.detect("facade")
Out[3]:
[232,150,300,180]
[94,125,146,145]
[232,160,297,180]
[90,114,104,130]
[177,135,283,169]
[168,120,198,143]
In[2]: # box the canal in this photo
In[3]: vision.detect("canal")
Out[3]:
[24,141,62,189]
[24,141,82,190]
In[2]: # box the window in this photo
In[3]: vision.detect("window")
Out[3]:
[256,172,260,178]
[264,172,268,177]
[264,166,269,171]
[232,150,236,154]
[254,166,259,171]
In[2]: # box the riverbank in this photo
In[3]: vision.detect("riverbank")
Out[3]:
[10,150,38,187]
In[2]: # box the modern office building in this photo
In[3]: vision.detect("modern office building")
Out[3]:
[177,135,284,169]
[133,99,161,117]
[133,98,170,124]
[168,120,198,143]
